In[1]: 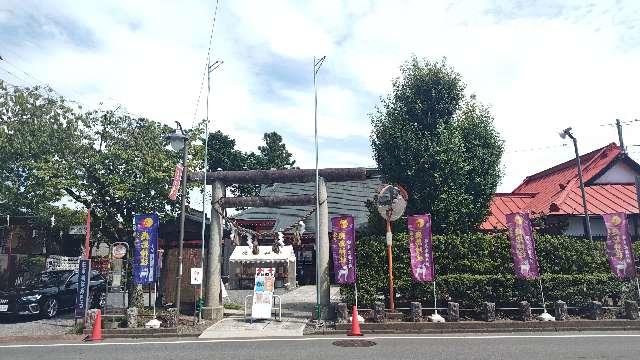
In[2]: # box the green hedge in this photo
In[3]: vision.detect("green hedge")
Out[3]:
[340,233,638,308]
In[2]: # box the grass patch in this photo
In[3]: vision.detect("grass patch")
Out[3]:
[223,303,242,310]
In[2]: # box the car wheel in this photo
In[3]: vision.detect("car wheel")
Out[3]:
[43,298,58,318]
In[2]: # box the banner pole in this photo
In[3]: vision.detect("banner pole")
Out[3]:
[635,277,640,301]
[432,280,437,314]
[354,281,358,309]
[153,280,157,319]
[538,277,547,313]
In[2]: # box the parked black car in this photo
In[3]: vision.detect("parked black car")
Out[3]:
[0,269,107,318]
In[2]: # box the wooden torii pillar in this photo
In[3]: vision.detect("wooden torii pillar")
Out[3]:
[190,168,373,321]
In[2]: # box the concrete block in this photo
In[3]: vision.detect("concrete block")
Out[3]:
[410,302,422,322]
[336,303,349,323]
[554,300,568,321]
[587,301,602,320]
[447,302,459,322]
[126,307,138,328]
[373,301,385,323]
[483,302,495,322]
[519,301,531,321]
[624,300,639,320]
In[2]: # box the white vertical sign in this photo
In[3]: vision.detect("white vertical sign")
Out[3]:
[251,267,275,320]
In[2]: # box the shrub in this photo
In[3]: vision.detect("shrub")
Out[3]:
[340,232,636,308]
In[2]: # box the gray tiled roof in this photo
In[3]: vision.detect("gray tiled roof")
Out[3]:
[234,176,382,233]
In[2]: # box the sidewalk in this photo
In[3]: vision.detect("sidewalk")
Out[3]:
[199,285,340,339]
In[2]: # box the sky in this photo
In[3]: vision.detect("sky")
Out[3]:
[2,0,640,207]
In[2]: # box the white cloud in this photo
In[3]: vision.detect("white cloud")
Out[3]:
[2,0,640,194]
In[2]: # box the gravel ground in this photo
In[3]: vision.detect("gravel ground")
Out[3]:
[0,310,75,337]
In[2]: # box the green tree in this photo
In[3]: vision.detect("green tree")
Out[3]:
[0,80,87,219]
[370,57,503,234]
[256,132,296,169]
[206,130,296,200]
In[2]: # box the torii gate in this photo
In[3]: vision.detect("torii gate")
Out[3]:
[190,167,375,321]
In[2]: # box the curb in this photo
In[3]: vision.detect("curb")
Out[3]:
[0,334,84,343]
[317,319,640,335]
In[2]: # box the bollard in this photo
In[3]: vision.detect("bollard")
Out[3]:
[482,302,495,322]
[336,303,349,323]
[373,301,386,323]
[624,300,639,320]
[126,307,138,328]
[519,301,531,322]
[447,302,460,322]
[410,302,422,322]
[554,300,568,321]
[165,307,178,328]
[587,301,602,320]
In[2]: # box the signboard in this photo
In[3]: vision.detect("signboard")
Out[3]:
[68,225,87,235]
[251,267,275,320]
[74,259,91,318]
[168,163,183,201]
[506,212,540,279]
[408,214,434,282]
[191,267,203,285]
[330,216,357,284]
[133,213,159,285]
[603,213,637,279]
[111,243,128,259]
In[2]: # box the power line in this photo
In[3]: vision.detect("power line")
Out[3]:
[191,0,221,127]
[504,143,568,154]
[600,119,640,127]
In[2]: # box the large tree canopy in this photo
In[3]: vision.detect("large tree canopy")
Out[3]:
[0,80,202,243]
[371,57,504,234]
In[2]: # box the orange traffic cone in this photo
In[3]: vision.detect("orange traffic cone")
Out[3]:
[84,309,104,341]
[348,305,363,336]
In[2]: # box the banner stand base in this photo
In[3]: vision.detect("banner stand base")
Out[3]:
[537,311,555,321]
[428,311,446,323]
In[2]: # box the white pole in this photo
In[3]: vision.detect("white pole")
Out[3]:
[538,277,547,312]
[313,55,325,320]
[354,281,358,309]
[432,280,437,314]
[153,281,157,319]
[635,277,640,301]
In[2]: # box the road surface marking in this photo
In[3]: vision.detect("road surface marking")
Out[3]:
[2,333,640,349]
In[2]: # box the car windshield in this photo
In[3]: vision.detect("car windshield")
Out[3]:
[23,272,69,287]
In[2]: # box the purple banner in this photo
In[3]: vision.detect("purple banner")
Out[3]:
[506,212,539,279]
[408,214,434,282]
[331,216,356,284]
[603,213,636,279]
[133,213,159,285]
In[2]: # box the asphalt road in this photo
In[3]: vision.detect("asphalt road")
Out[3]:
[2,332,640,360]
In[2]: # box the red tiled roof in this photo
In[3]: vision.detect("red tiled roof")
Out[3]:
[514,143,622,214]
[553,185,638,215]
[480,193,535,230]
[482,143,640,230]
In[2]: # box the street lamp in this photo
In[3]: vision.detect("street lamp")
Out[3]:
[168,121,188,314]
[559,127,593,242]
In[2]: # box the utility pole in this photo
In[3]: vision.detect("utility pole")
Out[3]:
[199,60,222,321]
[616,119,626,153]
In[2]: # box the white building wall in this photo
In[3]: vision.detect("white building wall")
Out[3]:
[593,162,637,184]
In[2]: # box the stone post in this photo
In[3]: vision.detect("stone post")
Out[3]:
[410,302,422,322]
[624,300,639,320]
[203,180,225,321]
[554,300,568,321]
[373,301,386,323]
[336,303,349,323]
[447,302,460,322]
[317,178,331,319]
[126,307,138,328]
[519,301,531,321]
[587,301,602,320]
[165,307,178,328]
[482,302,495,322]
